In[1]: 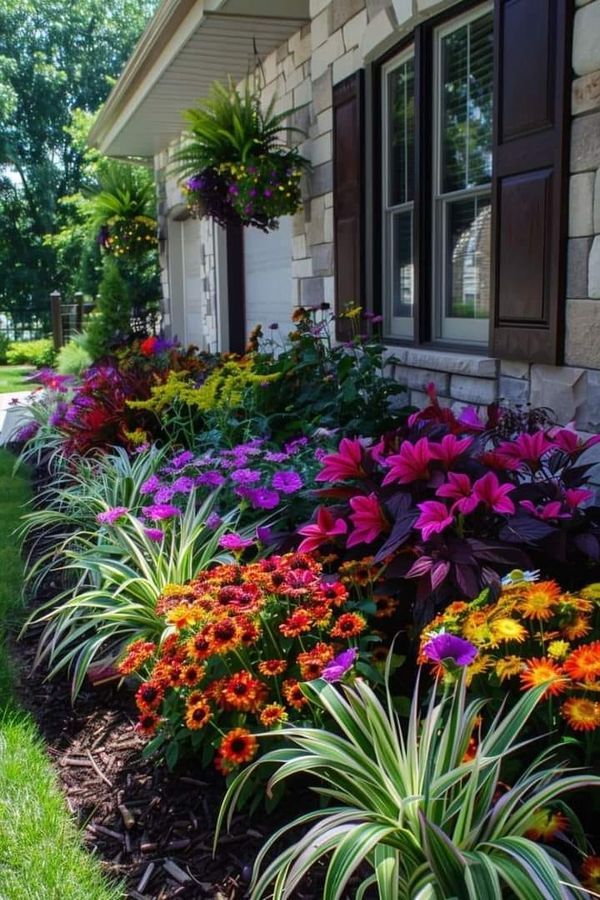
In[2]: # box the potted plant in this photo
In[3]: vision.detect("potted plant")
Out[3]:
[173,79,309,232]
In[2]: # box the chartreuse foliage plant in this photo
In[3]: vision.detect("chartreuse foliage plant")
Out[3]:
[218,647,599,900]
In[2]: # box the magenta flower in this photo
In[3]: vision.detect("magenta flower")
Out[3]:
[496,432,552,467]
[297,506,348,553]
[196,471,226,488]
[96,506,129,525]
[322,648,358,683]
[248,487,280,510]
[315,438,365,483]
[472,472,515,514]
[140,475,161,495]
[206,512,223,529]
[347,493,388,547]
[519,500,570,520]
[171,476,195,494]
[219,533,254,551]
[144,527,165,542]
[231,468,261,485]
[154,486,175,504]
[423,633,478,667]
[264,451,289,463]
[430,434,473,467]
[382,438,434,485]
[272,470,303,493]
[437,473,478,515]
[415,501,454,541]
[564,488,593,509]
[458,407,486,432]
[168,450,194,470]
[551,427,600,456]
[142,503,181,521]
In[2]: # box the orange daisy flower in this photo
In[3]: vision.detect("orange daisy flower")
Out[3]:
[581,856,600,892]
[219,728,258,766]
[135,711,161,736]
[185,699,212,730]
[314,581,348,607]
[330,612,366,638]
[135,681,164,711]
[297,643,334,680]
[181,664,205,687]
[187,629,213,662]
[524,808,568,842]
[491,618,527,644]
[119,640,156,675]
[279,609,312,638]
[258,659,288,677]
[518,581,561,621]
[561,696,600,732]
[547,640,570,661]
[519,658,568,698]
[562,615,592,641]
[563,641,600,684]
[375,595,399,619]
[494,656,523,682]
[283,678,309,710]
[209,617,242,654]
[221,671,267,712]
[259,703,288,727]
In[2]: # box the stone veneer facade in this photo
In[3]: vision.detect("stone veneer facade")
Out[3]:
[155,0,600,428]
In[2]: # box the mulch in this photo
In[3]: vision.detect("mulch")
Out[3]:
[7,457,354,900]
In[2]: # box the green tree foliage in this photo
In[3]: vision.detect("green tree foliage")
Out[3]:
[0,0,157,320]
[85,256,132,360]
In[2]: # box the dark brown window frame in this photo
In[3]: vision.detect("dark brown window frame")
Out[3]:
[369,0,495,355]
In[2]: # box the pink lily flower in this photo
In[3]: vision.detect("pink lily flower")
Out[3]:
[458,406,487,432]
[430,434,473,467]
[382,438,434,485]
[472,472,515,514]
[415,500,454,541]
[297,506,348,553]
[496,432,553,467]
[347,493,388,547]
[315,438,365,483]
[564,487,594,509]
[478,451,521,472]
[551,427,600,456]
[519,500,570,521]
[437,472,479,515]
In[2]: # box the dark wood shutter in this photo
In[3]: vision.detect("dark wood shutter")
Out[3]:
[333,71,364,340]
[490,0,572,364]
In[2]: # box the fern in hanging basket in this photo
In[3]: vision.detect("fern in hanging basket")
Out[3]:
[173,79,309,231]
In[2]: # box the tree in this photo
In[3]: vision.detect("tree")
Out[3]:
[0,0,157,325]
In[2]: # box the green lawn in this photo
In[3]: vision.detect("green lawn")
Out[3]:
[0,365,34,394]
[0,450,122,900]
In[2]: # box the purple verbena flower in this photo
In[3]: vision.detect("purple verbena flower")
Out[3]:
[248,487,280,510]
[423,633,478,668]
[264,451,289,463]
[322,648,358,683]
[168,450,194,470]
[230,468,261,486]
[272,470,303,494]
[144,527,165,542]
[154,486,176,504]
[171,476,195,494]
[140,475,161,495]
[196,471,226,488]
[97,506,129,526]
[142,503,181,521]
[206,512,223,530]
[219,533,254,551]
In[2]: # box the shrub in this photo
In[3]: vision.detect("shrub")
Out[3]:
[56,336,92,375]
[219,651,599,899]
[84,256,133,361]
[298,387,600,621]
[6,339,56,367]
[120,551,380,771]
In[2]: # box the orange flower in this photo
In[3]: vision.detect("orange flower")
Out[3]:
[581,856,600,892]
[330,612,366,638]
[524,808,568,842]
[238,616,260,646]
[219,728,258,765]
[279,609,312,638]
[187,629,213,662]
[562,616,591,641]
[258,659,287,677]
[119,639,156,675]
[185,699,212,730]
[135,681,164,711]
[375,595,399,619]
[297,643,334,680]
[494,656,523,682]
[165,604,202,629]
[259,703,288,727]
[519,658,568,698]
[561,696,600,732]
[283,678,308,710]
[181,664,205,687]
[135,711,161,736]
[518,581,561,621]
[490,618,527,644]
[209,617,242,654]
[314,581,348,607]
[563,641,600,684]
[221,671,267,712]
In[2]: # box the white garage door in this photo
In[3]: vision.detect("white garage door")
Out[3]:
[244,216,294,339]
[182,217,206,349]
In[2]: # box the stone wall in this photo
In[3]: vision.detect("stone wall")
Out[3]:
[155,0,600,427]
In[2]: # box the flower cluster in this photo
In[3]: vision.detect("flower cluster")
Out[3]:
[98,215,157,257]
[299,386,600,613]
[184,154,303,232]
[420,574,600,735]
[121,552,371,772]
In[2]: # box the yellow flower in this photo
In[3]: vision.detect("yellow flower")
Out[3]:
[491,617,527,644]
[547,639,570,661]
[495,655,524,682]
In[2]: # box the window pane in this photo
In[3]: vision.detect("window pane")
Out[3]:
[392,210,414,318]
[388,58,415,206]
[445,195,491,319]
[441,12,493,193]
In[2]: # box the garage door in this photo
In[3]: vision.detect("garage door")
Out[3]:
[243,216,294,339]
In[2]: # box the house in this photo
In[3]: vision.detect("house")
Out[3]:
[89,0,600,428]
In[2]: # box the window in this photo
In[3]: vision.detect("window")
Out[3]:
[381,3,494,348]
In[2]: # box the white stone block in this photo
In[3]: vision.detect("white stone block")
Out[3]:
[294,77,312,108]
[333,47,362,84]
[530,365,587,425]
[572,70,600,116]
[292,257,314,278]
[569,172,595,236]
[293,234,307,259]
[450,375,497,405]
[316,108,333,135]
[293,33,312,68]
[391,0,414,27]
[310,0,331,16]
[323,190,334,208]
[359,8,396,62]
[343,9,368,50]
[324,275,335,303]
[390,346,498,377]
[311,8,331,50]
[500,359,530,379]
[324,206,334,243]
[311,132,332,167]
[311,30,345,80]
[589,235,600,298]
[595,167,600,233]
[573,1,600,76]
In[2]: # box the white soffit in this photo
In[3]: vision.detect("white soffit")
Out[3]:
[90,0,309,159]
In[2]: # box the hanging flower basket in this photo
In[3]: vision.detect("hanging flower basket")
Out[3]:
[173,79,309,232]
[98,215,158,257]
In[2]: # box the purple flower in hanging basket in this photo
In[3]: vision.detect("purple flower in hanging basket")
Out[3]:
[263,188,272,198]
[322,648,358,683]
[423,633,478,668]
[228,184,239,196]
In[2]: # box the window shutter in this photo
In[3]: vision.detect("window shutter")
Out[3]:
[333,71,364,340]
[490,0,571,364]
